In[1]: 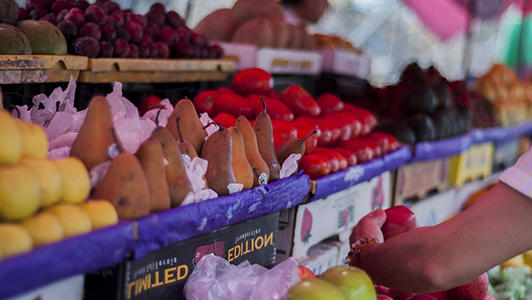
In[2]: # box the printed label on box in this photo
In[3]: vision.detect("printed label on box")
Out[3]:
[321,49,371,79]
[256,48,322,75]
[218,42,257,71]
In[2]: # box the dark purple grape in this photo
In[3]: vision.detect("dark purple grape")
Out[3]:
[73,36,100,58]
[98,40,113,57]
[26,0,45,11]
[138,42,150,58]
[56,19,78,40]
[116,26,130,43]
[154,42,170,59]
[174,39,193,58]
[192,44,202,58]
[73,0,90,11]
[125,22,143,44]
[149,43,158,58]
[56,9,68,23]
[139,34,153,46]
[146,10,165,28]
[156,28,178,47]
[79,22,101,40]
[211,44,224,58]
[199,45,210,58]
[109,13,124,27]
[127,43,139,58]
[29,8,48,20]
[85,5,106,26]
[51,1,74,14]
[165,11,184,29]
[143,22,158,38]
[94,1,109,14]
[175,26,191,42]
[17,8,29,22]
[190,32,207,47]
[64,7,85,27]
[43,0,56,9]
[129,14,147,29]
[100,24,116,42]
[103,15,115,26]
[40,13,57,24]
[149,3,165,15]
[113,38,129,58]
[103,2,121,15]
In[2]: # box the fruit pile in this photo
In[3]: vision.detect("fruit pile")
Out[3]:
[194,0,316,50]
[474,64,532,126]
[188,68,400,179]
[0,109,118,260]
[17,0,223,59]
[355,64,484,144]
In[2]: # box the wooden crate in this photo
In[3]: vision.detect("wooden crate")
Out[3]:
[78,58,236,83]
[0,55,88,84]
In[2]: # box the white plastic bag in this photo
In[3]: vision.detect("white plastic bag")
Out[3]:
[184,254,300,300]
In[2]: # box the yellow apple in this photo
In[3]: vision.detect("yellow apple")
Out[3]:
[0,223,33,258]
[22,211,65,247]
[0,164,41,221]
[0,110,23,166]
[46,203,92,238]
[52,157,91,204]
[78,200,118,230]
[320,265,376,300]
[287,279,348,300]
[20,157,62,208]
[14,119,49,159]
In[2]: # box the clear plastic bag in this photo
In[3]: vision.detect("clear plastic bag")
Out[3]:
[184,254,300,300]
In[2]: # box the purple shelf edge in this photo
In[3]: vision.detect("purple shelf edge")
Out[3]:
[409,134,472,163]
[133,172,310,260]
[0,221,136,300]
[471,122,532,144]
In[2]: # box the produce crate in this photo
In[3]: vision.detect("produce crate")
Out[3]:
[321,49,371,79]
[0,55,88,84]
[276,171,392,263]
[6,275,84,300]
[84,213,279,300]
[393,158,449,206]
[77,58,236,83]
[406,189,458,226]
[299,241,341,275]
[493,138,521,173]
[448,142,494,187]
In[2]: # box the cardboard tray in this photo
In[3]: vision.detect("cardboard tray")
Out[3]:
[78,58,236,83]
[0,55,88,84]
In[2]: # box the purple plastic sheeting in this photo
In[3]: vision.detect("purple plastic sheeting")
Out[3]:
[409,134,472,163]
[133,172,311,260]
[471,122,532,144]
[0,221,136,300]
[306,146,413,203]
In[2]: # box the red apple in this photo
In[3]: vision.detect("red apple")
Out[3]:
[375,285,390,295]
[272,119,298,141]
[297,265,316,280]
[273,134,286,149]
[279,85,321,117]
[386,288,415,300]
[333,148,358,166]
[293,124,318,155]
[299,153,331,179]
[314,147,341,173]
[193,90,217,115]
[335,139,374,163]
[382,206,419,241]
[212,92,254,119]
[342,104,377,134]
[406,295,437,300]
[231,68,273,97]
[137,95,163,116]
[291,117,323,142]
[317,92,344,113]
[426,291,450,300]
[483,293,495,300]
[212,113,237,128]
[378,295,394,300]
[446,273,489,300]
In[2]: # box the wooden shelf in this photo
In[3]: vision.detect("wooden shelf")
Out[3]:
[0,55,88,84]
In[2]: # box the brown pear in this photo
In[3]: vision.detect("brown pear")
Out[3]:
[93,152,150,220]
[235,116,269,186]
[200,124,236,196]
[150,127,193,207]
[166,98,207,155]
[253,98,281,182]
[70,96,123,171]
[175,117,198,160]
[228,127,254,190]
[276,130,316,166]
[135,138,171,213]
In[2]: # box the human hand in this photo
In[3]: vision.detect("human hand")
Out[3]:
[350,209,387,245]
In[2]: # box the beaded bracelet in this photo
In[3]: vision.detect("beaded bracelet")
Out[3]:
[346,237,376,268]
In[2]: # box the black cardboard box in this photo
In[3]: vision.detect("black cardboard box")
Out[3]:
[85,213,279,300]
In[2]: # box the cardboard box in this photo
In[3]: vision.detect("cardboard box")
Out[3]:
[448,143,494,187]
[298,241,340,275]
[393,158,448,206]
[276,171,392,263]
[218,42,257,71]
[85,213,278,300]
[7,275,84,300]
[493,138,520,173]
[406,189,458,226]
[321,49,371,79]
[255,48,323,75]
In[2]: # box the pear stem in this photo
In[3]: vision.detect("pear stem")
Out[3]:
[302,130,317,142]
[260,96,267,113]
[154,106,165,127]
[176,117,184,142]
[110,127,124,154]
[202,121,223,131]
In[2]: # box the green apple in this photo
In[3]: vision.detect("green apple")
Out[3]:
[287,279,348,300]
[321,265,376,300]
